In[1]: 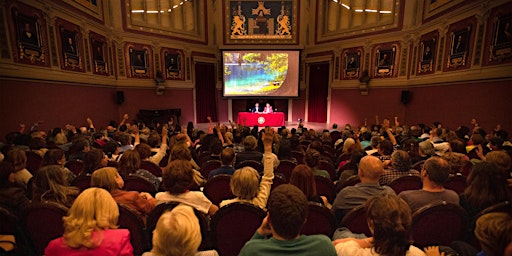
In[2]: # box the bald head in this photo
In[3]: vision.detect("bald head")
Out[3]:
[358,155,384,181]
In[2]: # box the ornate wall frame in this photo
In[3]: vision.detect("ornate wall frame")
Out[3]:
[417,30,438,76]
[56,18,85,72]
[8,1,50,67]
[341,47,363,80]
[223,0,298,45]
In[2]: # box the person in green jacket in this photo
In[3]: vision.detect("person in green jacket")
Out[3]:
[239,184,337,256]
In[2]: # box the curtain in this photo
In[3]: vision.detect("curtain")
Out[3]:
[195,62,217,122]
[307,62,329,123]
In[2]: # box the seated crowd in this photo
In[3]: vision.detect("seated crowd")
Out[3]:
[0,114,511,255]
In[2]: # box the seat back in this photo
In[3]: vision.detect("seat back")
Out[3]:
[271,173,287,191]
[236,160,263,173]
[412,201,468,247]
[199,160,222,179]
[388,175,422,194]
[23,201,68,255]
[0,206,19,235]
[302,202,336,237]
[117,203,148,254]
[210,202,266,256]
[146,202,210,250]
[315,175,335,203]
[203,174,234,206]
[460,160,473,177]
[335,175,361,194]
[411,160,425,171]
[140,160,162,177]
[291,151,305,164]
[319,160,336,181]
[443,175,467,195]
[124,175,157,195]
[330,131,342,145]
[65,159,85,176]
[275,160,297,182]
[26,151,43,175]
[70,174,91,192]
[158,155,169,167]
[480,200,511,215]
[339,205,371,236]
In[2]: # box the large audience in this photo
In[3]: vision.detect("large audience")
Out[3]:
[0,115,511,255]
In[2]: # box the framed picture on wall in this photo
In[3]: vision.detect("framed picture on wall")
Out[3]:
[341,47,362,80]
[130,48,148,74]
[417,31,438,75]
[224,0,298,44]
[490,14,512,62]
[61,29,80,65]
[90,32,108,76]
[447,26,471,68]
[443,17,475,71]
[162,48,184,80]
[56,18,84,72]
[125,43,152,79]
[375,47,396,77]
[9,1,50,67]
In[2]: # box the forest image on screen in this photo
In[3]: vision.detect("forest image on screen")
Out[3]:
[223,51,298,97]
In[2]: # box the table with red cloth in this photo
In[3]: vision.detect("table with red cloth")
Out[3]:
[237,112,285,127]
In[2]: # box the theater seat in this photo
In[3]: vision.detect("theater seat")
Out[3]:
[302,202,336,237]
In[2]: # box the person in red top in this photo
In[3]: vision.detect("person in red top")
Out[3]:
[91,167,156,222]
[45,187,133,255]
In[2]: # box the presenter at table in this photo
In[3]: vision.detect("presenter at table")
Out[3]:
[263,103,273,114]
[252,102,263,113]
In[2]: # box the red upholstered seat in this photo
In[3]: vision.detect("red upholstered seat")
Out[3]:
[24,201,68,255]
[203,174,234,206]
[210,202,267,256]
[412,201,468,247]
[302,202,336,237]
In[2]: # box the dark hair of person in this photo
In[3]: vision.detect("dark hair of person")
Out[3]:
[43,148,66,166]
[117,149,141,177]
[449,139,467,154]
[29,136,46,150]
[391,150,412,173]
[83,148,105,175]
[267,184,308,240]
[366,194,412,256]
[422,156,451,185]
[33,165,76,205]
[277,139,293,160]
[308,140,324,153]
[210,139,223,155]
[220,147,235,166]
[135,143,152,159]
[378,140,394,155]
[463,162,509,210]
[162,160,193,194]
[170,144,192,162]
[289,164,317,199]
[304,149,321,168]
[0,161,15,187]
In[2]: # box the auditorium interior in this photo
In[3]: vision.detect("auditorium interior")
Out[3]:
[1,0,512,139]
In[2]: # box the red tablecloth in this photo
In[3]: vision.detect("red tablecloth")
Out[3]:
[237,112,285,127]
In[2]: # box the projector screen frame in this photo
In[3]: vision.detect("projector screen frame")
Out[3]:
[221,49,301,99]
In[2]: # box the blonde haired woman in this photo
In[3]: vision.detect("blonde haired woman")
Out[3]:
[91,167,156,220]
[219,127,277,209]
[143,204,218,256]
[45,187,133,255]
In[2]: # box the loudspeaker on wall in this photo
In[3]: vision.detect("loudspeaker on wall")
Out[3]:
[116,91,125,105]
[401,90,412,105]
